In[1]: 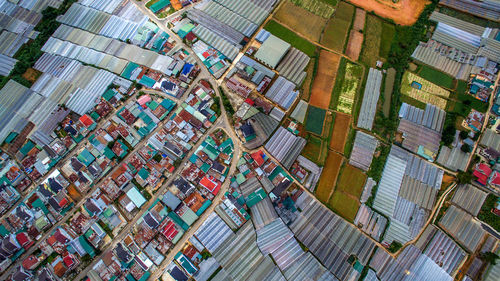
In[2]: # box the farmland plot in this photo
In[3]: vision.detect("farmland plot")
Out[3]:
[345,30,363,61]
[320,2,354,52]
[315,151,343,203]
[309,50,341,109]
[305,106,327,135]
[330,112,351,153]
[336,62,363,114]
[359,15,382,67]
[275,1,328,42]
[290,0,336,18]
[401,71,450,109]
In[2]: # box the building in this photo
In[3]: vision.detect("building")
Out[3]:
[254,34,290,69]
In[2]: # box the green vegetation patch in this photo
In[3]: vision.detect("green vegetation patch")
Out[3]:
[264,20,317,56]
[359,15,383,67]
[327,190,359,222]
[290,0,337,18]
[320,1,354,52]
[302,135,323,164]
[305,106,326,135]
[335,62,364,114]
[416,65,454,89]
[478,194,500,232]
[379,22,396,59]
[336,164,366,199]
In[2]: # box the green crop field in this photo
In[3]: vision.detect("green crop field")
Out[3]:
[327,190,359,222]
[359,15,382,67]
[416,65,455,89]
[336,164,366,199]
[305,106,326,135]
[379,22,395,59]
[336,62,363,114]
[320,1,354,52]
[264,20,317,56]
[290,0,337,18]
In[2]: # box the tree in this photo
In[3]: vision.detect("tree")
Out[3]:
[457,171,474,184]
[459,130,469,140]
[461,143,471,153]
[388,241,403,253]
[441,125,456,146]
[480,252,500,265]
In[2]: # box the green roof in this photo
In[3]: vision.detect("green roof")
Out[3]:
[200,163,211,173]
[5,132,17,144]
[148,100,159,110]
[246,188,267,208]
[121,62,140,79]
[150,0,170,13]
[19,141,35,156]
[77,149,96,166]
[139,76,156,88]
[138,168,150,180]
[196,200,212,216]
[102,89,117,101]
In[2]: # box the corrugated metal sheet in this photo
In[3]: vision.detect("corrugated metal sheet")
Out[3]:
[423,226,467,275]
[437,146,469,172]
[195,212,234,253]
[256,218,294,255]
[354,204,387,241]
[357,68,382,130]
[250,197,278,230]
[0,54,17,76]
[439,0,500,21]
[192,24,239,61]
[202,1,258,37]
[265,126,306,169]
[265,76,298,110]
[214,0,269,24]
[439,205,486,252]
[290,100,307,123]
[288,192,375,280]
[349,131,378,172]
[480,129,500,151]
[451,184,487,216]
[276,47,310,86]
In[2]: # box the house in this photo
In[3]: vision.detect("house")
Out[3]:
[489,170,500,189]
[199,175,221,195]
[473,163,492,186]
[10,266,32,281]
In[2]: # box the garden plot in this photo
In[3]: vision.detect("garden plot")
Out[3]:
[401,71,450,110]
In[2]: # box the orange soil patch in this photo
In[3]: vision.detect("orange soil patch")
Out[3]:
[315,152,343,203]
[330,112,351,153]
[346,30,363,61]
[22,68,41,83]
[346,0,429,26]
[171,0,182,10]
[309,50,341,109]
[353,8,366,31]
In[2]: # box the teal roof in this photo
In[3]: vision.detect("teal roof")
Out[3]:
[5,132,17,144]
[200,163,210,173]
[168,212,189,231]
[138,168,150,180]
[189,154,198,164]
[79,236,96,257]
[77,149,96,166]
[203,143,219,161]
[246,188,267,208]
[148,100,159,110]
[150,0,170,13]
[19,141,35,156]
[139,76,156,88]
[121,62,140,79]
[102,89,117,101]
[195,200,211,216]
[160,99,176,111]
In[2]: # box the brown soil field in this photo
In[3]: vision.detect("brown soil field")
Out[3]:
[274,1,327,43]
[353,8,366,31]
[336,164,367,199]
[330,112,351,153]
[345,30,363,61]
[22,68,42,83]
[315,152,343,203]
[309,50,341,109]
[346,0,429,26]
